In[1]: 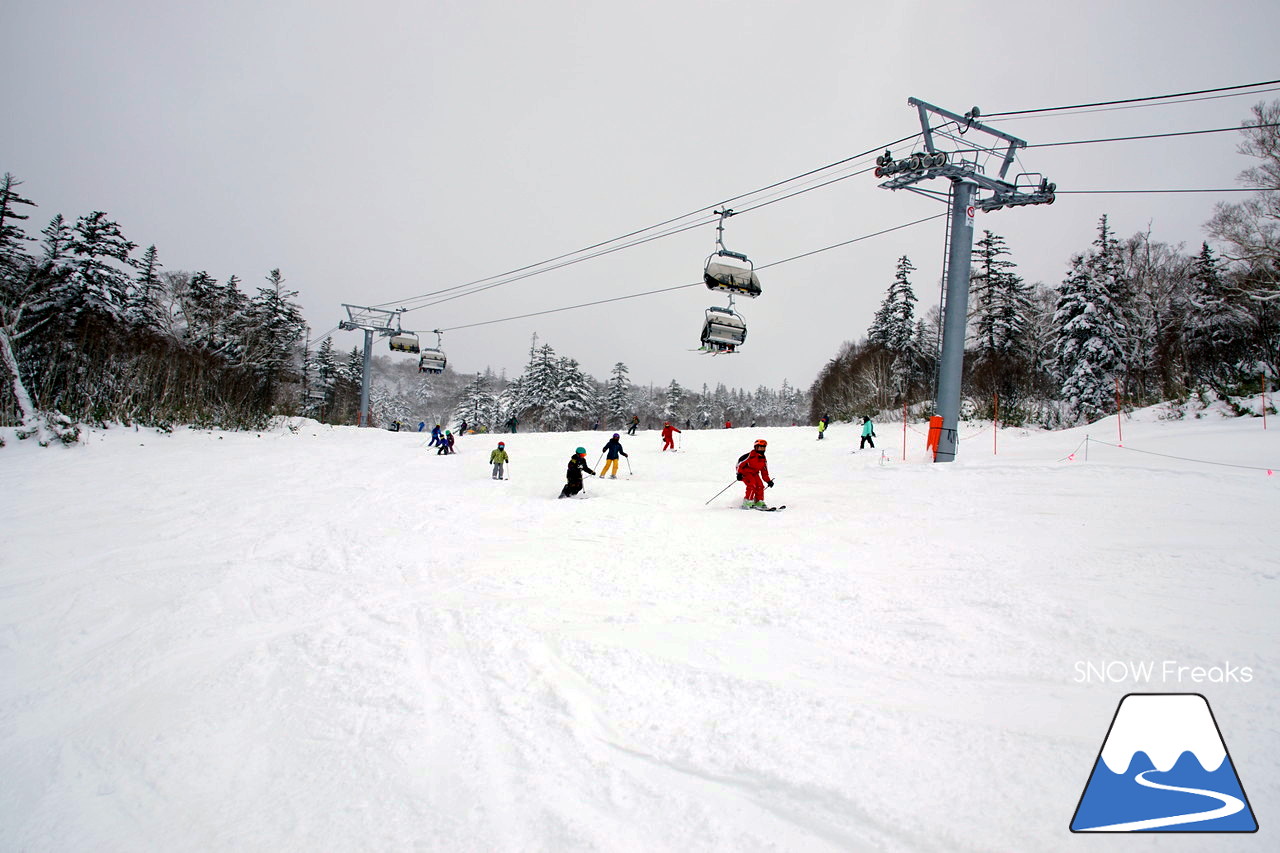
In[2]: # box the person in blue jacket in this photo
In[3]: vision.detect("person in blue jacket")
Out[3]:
[429,424,443,447]
[860,416,876,449]
[599,433,629,479]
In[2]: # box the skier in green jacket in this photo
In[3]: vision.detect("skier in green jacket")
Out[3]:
[860,416,876,449]
[489,442,509,479]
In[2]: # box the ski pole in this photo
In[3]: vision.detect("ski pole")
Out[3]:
[704,480,738,505]
[625,456,633,475]
[595,452,604,470]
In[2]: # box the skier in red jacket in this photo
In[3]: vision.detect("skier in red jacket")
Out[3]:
[661,421,681,451]
[735,439,775,509]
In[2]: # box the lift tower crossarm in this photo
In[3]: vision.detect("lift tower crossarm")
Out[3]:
[908,97,1026,180]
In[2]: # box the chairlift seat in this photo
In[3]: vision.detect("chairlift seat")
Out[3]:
[389,334,420,354]
[700,307,747,351]
[418,348,447,374]
[704,254,762,298]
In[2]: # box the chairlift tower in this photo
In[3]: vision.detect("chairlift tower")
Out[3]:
[875,98,1056,462]
[338,304,408,427]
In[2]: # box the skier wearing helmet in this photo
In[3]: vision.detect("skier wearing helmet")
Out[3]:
[600,433,629,479]
[489,441,509,480]
[558,447,597,499]
[735,438,775,509]
[661,421,681,452]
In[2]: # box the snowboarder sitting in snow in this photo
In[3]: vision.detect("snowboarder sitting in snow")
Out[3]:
[490,441,509,479]
[860,415,876,449]
[558,447,596,499]
[661,421,680,451]
[735,438,775,509]
[600,433,628,478]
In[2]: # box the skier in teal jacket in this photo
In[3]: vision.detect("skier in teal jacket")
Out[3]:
[860,416,876,449]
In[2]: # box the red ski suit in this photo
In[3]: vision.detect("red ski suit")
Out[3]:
[661,424,681,451]
[736,449,771,502]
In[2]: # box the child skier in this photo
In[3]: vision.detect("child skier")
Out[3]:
[860,416,876,449]
[735,438,775,509]
[489,441,509,479]
[661,421,681,451]
[558,447,596,498]
[600,433,629,479]
[817,417,827,440]
[437,430,455,455]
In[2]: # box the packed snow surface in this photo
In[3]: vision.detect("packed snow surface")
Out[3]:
[2,407,1277,851]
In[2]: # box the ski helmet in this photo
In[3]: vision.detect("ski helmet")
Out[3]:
[612,433,620,439]
[446,430,452,435]
[754,439,767,448]
[498,442,504,448]
[575,446,586,455]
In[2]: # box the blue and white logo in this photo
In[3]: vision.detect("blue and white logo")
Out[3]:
[1070,693,1258,832]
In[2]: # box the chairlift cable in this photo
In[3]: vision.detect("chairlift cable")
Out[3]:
[437,212,945,333]
[982,78,1280,118]
[375,132,924,313]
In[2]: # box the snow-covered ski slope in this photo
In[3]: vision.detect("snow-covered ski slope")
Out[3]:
[2,408,1277,852]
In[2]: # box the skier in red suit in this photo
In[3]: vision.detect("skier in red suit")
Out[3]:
[735,439,774,509]
[661,421,681,451]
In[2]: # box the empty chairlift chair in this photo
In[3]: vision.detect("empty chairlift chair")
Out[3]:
[703,208,762,299]
[388,333,420,354]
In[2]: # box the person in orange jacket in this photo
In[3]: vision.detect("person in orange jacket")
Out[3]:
[661,421,681,451]
[735,438,775,509]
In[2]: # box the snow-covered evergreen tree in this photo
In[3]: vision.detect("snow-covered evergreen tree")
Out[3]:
[455,372,498,430]
[1052,217,1129,421]
[64,211,137,323]
[867,255,918,400]
[970,230,1031,360]
[1182,242,1248,384]
[126,245,164,330]
[551,356,594,429]
[604,362,631,426]
[244,269,306,407]
[663,379,685,422]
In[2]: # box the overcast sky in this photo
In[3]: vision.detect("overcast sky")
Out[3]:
[5,0,1280,392]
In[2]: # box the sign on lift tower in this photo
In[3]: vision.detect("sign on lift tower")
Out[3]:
[875,98,1055,462]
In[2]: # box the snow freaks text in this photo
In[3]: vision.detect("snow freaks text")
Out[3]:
[1073,661,1254,685]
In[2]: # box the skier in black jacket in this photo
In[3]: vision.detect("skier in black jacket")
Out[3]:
[558,447,597,498]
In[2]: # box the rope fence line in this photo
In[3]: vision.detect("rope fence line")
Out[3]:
[1057,437,1089,463]
[1085,437,1276,474]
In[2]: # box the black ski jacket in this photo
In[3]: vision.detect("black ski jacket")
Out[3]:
[566,455,596,485]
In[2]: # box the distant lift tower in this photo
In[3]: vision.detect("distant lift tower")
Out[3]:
[338,304,408,427]
[875,98,1055,462]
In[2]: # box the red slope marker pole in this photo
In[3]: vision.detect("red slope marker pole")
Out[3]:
[1115,377,1124,446]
